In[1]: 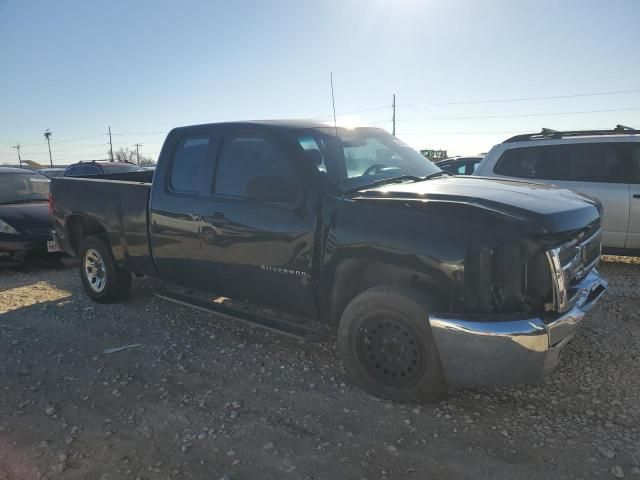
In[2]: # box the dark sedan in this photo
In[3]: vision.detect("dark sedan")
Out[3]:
[0,167,61,265]
[435,156,483,175]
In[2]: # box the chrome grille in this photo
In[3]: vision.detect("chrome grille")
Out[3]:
[546,228,602,313]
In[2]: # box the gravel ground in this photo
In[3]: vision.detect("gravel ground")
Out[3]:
[0,257,638,479]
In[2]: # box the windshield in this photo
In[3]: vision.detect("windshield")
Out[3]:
[295,127,442,192]
[0,172,50,204]
[101,164,145,174]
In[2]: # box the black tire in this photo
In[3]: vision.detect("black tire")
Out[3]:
[338,285,447,403]
[78,235,132,303]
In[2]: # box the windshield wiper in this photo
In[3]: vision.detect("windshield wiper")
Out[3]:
[345,175,424,194]
[346,172,450,194]
[423,171,449,180]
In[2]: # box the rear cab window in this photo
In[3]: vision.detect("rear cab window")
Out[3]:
[169,135,212,194]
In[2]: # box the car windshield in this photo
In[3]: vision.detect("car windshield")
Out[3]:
[295,127,442,193]
[0,172,50,204]
[101,164,145,174]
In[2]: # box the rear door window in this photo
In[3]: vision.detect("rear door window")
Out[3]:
[494,143,629,183]
[562,144,627,183]
[170,136,211,194]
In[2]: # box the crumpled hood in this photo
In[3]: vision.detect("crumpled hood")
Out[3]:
[353,176,600,234]
[0,202,52,236]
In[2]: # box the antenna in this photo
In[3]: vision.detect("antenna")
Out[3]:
[330,72,344,197]
[330,72,338,135]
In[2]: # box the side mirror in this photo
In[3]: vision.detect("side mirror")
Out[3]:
[243,175,303,205]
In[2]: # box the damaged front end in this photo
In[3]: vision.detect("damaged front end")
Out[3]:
[428,220,608,388]
[462,241,554,316]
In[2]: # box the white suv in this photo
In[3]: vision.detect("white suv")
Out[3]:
[474,126,640,254]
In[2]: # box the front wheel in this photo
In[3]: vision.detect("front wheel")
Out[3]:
[78,235,132,303]
[338,285,447,403]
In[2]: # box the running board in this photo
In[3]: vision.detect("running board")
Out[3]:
[156,288,328,342]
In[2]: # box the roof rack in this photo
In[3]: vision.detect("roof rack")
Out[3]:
[75,159,137,165]
[503,124,639,143]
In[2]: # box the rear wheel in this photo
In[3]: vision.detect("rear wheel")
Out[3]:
[78,235,132,303]
[338,285,447,403]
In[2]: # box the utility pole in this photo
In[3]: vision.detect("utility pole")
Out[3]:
[108,126,114,161]
[392,94,396,136]
[134,143,142,164]
[44,129,53,166]
[12,143,22,168]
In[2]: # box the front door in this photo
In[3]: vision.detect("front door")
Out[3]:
[197,127,318,317]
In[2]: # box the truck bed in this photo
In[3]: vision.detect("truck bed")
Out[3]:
[50,173,156,276]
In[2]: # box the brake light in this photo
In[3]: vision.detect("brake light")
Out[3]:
[48,192,54,215]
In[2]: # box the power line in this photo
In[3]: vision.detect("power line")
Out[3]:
[43,134,106,145]
[432,106,640,120]
[110,131,167,136]
[392,125,640,136]
[308,87,640,120]
[414,88,640,107]
[20,143,108,155]
[47,152,111,162]
[364,106,640,124]
[310,104,390,120]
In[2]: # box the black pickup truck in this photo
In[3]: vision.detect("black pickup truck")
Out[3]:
[50,120,608,402]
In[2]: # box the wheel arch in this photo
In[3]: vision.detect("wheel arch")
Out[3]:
[320,257,450,325]
[66,215,111,257]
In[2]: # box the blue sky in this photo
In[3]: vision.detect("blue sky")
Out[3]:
[1,0,639,165]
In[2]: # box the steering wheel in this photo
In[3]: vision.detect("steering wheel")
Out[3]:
[363,163,387,176]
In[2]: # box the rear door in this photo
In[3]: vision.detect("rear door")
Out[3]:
[548,143,630,249]
[197,126,318,316]
[493,143,631,249]
[625,143,640,249]
[149,129,218,288]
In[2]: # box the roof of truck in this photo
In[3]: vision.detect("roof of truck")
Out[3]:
[171,119,382,132]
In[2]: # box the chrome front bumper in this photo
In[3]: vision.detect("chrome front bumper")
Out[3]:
[428,269,608,388]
